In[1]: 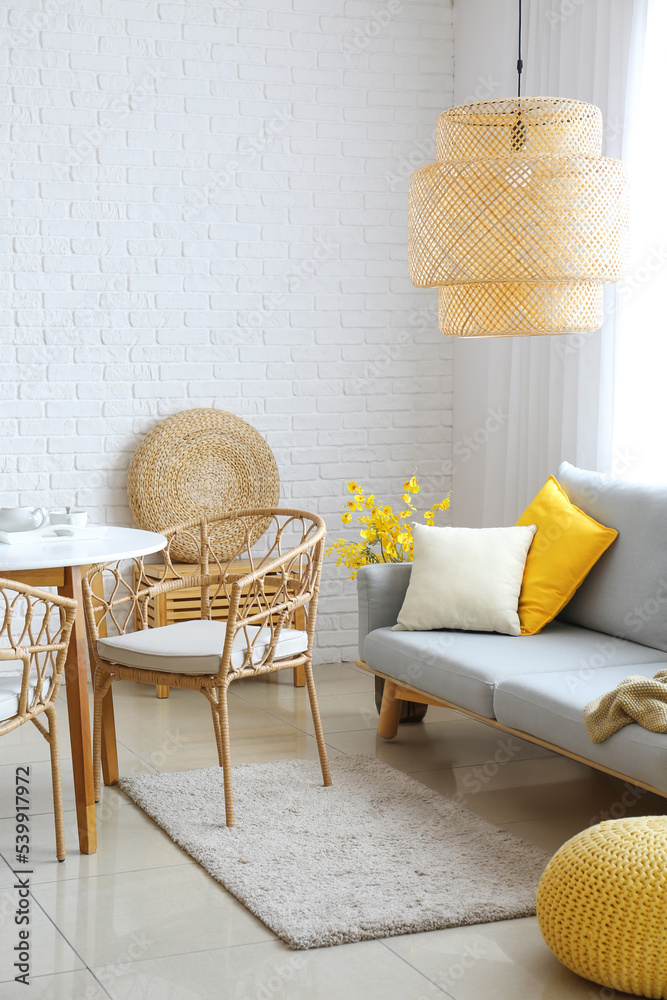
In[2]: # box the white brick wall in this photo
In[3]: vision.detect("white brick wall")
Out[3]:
[2,0,454,662]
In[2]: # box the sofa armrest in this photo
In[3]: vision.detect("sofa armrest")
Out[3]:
[357,563,412,659]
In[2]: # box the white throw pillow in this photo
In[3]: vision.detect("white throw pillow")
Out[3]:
[394,523,537,636]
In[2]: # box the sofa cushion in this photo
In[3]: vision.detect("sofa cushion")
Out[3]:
[394,523,536,636]
[363,620,666,719]
[557,462,667,652]
[516,475,617,635]
[494,663,667,796]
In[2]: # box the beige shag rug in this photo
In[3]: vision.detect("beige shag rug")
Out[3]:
[119,756,549,950]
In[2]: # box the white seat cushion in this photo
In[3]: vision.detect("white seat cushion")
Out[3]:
[97,620,308,675]
[0,662,50,722]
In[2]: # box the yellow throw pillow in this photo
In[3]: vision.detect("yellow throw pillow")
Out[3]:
[515,476,618,636]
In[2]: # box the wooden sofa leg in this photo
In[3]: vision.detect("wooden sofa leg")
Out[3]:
[377,681,402,740]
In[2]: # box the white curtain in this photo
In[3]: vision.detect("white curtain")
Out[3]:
[451,0,648,527]
[612,0,667,484]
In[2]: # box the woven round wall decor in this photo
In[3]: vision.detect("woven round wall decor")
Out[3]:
[127,408,280,562]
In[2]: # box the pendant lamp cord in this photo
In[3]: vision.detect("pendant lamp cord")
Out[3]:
[517,0,524,97]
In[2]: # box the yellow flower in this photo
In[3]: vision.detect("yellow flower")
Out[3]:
[327,476,450,576]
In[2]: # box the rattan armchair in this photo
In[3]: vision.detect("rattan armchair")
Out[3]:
[82,508,332,826]
[0,579,77,861]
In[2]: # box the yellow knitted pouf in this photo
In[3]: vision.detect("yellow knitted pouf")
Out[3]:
[537,817,667,998]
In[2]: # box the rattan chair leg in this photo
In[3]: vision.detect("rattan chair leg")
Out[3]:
[304,661,332,787]
[218,686,235,827]
[93,673,110,803]
[209,690,224,768]
[45,704,66,862]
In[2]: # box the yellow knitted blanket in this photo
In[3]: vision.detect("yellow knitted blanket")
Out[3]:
[584,670,667,743]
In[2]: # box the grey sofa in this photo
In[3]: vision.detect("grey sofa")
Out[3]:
[356,462,667,797]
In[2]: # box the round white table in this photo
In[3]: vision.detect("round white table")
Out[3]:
[0,525,166,855]
[0,525,166,574]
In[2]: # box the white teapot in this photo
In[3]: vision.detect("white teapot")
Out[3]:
[0,507,48,533]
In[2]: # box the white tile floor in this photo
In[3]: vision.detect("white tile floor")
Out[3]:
[1,663,664,999]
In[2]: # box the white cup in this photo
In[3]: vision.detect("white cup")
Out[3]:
[50,510,88,528]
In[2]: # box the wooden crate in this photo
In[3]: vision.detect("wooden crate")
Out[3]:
[133,560,306,696]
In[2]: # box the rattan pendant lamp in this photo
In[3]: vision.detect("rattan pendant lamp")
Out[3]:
[408,0,630,338]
